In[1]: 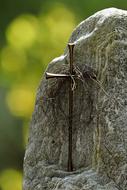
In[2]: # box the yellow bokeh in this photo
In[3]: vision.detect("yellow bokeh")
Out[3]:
[38,4,76,64]
[6,85,35,117]
[44,4,75,43]
[6,15,38,49]
[1,46,27,72]
[0,169,22,190]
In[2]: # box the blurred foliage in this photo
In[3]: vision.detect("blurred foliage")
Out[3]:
[0,169,22,190]
[0,0,127,189]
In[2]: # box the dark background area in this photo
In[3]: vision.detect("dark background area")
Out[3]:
[0,1,127,189]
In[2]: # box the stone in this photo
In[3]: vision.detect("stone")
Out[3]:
[23,8,127,190]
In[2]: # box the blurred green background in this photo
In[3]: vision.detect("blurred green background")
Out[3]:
[0,0,127,189]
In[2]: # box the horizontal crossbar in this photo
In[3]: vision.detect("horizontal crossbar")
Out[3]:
[45,72,75,79]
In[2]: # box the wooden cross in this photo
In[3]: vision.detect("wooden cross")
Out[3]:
[45,43,76,172]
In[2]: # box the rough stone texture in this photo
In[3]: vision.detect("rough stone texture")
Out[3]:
[23,8,127,190]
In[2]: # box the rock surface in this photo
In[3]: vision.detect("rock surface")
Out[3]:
[23,8,127,190]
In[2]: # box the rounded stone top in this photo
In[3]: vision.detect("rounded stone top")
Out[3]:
[67,8,127,45]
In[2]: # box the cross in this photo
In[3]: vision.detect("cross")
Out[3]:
[45,43,76,172]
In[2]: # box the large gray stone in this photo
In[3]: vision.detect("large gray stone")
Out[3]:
[23,8,127,190]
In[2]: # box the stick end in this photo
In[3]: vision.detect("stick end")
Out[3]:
[68,42,75,49]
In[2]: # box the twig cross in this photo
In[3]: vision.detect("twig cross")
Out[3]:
[46,43,76,172]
